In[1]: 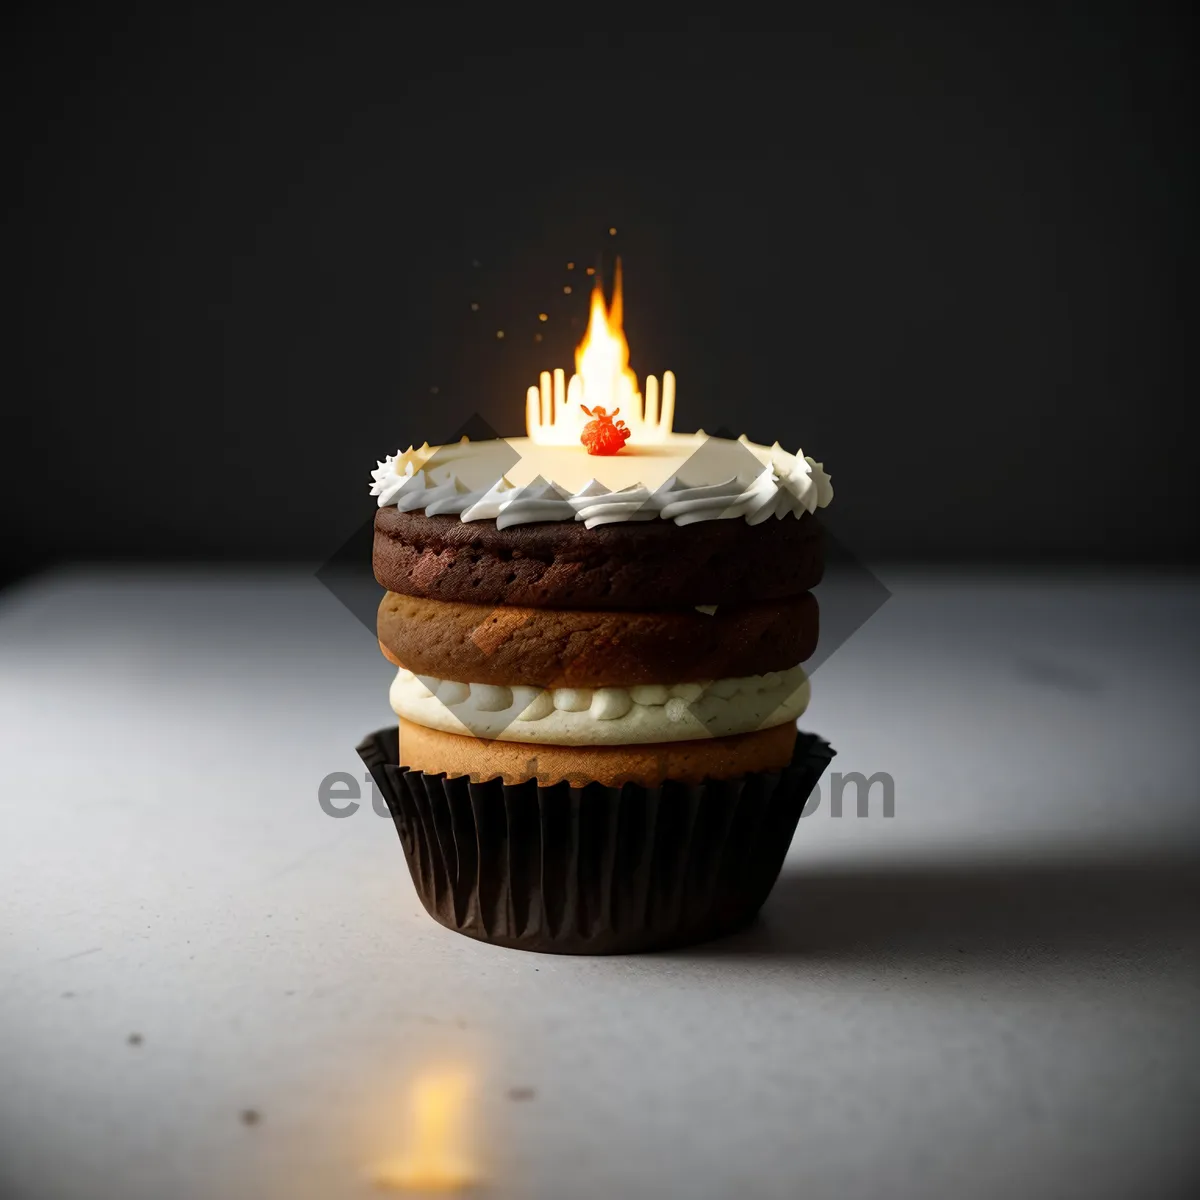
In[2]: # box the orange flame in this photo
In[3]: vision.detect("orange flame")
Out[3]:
[574,258,640,413]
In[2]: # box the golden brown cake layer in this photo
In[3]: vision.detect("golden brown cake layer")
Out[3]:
[377,591,818,687]
[397,717,799,786]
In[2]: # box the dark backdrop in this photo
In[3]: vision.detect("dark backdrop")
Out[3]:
[6,5,1195,578]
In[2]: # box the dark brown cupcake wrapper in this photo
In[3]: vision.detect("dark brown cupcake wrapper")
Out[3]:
[357,727,835,955]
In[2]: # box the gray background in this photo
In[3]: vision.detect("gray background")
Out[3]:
[6,5,1196,578]
[6,6,1199,1198]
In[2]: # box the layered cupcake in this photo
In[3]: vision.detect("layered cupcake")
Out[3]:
[358,268,836,952]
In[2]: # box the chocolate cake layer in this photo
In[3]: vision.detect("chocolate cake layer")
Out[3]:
[373,508,824,610]
[377,592,818,687]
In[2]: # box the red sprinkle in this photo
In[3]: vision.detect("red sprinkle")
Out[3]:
[580,405,631,456]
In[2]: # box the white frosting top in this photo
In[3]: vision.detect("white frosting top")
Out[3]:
[389,664,811,744]
[369,434,832,528]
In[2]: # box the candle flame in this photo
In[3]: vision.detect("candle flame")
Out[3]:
[575,259,639,414]
[526,257,675,446]
[373,1068,476,1193]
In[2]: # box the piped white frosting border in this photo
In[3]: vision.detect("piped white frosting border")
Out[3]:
[369,440,832,528]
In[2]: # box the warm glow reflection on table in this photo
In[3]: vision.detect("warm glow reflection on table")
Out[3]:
[371,1066,477,1193]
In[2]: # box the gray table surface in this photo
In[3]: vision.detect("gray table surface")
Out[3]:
[2,566,1198,1200]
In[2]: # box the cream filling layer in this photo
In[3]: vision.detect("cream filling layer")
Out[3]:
[389,665,810,745]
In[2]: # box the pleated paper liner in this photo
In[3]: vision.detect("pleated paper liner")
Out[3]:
[357,726,835,955]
